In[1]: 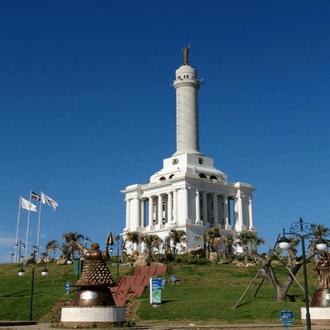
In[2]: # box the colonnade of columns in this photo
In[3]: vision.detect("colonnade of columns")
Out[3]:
[124,187,254,232]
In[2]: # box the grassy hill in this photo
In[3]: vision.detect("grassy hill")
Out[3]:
[0,260,318,326]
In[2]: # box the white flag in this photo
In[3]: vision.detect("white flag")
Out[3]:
[20,197,37,212]
[41,192,58,211]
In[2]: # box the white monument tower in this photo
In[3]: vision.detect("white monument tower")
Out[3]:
[122,47,256,254]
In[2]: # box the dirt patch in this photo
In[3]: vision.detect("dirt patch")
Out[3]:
[38,298,72,323]
[125,299,142,323]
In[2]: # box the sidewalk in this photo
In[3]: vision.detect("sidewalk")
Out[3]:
[2,323,330,330]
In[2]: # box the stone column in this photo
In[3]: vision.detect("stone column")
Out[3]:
[172,189,178,226]
[130,198,140,230]
[248,196,255,230]
[148,196,153,227]
[203,191,208,227]
[195,189,202,225]
[223,195,231,229]
[158,194,163,226]
[167,192,172,225]
[181,187,189,225]
[125,198,131,231]
[213,193,219,226]
[235,190,245,231]
[140,199,145,228]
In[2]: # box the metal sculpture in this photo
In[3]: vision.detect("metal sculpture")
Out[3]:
[311,252,330,308]
[71,237,115,307]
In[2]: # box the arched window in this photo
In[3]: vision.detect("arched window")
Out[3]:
[160,176,166,181]
[169,174,175,179]
[210,175,217,180]
[199,173,207,179]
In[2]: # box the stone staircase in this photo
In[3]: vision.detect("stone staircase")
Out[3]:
[110,265,167,306]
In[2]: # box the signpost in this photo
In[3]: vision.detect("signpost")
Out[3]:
[150,278,163,304]
[64,282,71,294]
[280,310,294,328]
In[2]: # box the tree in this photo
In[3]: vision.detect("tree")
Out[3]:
[61,231,84,260]
[204,227,222,259]
[140,234,162,265]
[45,240,60,259]
[283,237,299,266]
[125,231,141,255]
[59,242,70,259]
[253,226,329,302]
[125,231,141,245]
[40,252,48,259]
[219,235,234,262]
[168,229,186,261]
[237,232,264,263]
[309,224,330,258]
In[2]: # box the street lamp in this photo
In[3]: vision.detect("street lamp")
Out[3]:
[278,217,328,330]
[14,240,25,264]
[116,243,120,280]
[18,257,48,321]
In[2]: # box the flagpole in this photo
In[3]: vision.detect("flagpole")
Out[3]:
[36,191,43,259]
[25,191,32,258]
[15,195,22,263]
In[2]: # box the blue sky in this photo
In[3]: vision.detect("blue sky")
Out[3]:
[1,0,330,262]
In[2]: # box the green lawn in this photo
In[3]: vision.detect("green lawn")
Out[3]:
[0,263,76,321]
[0,261,319,326]
[136,263,318,326]
[0,262,130,321]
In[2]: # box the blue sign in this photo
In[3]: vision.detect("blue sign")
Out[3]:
[152,278,163,290]
[280,310,294,328]
[64,282,71,294]
[150,278,163,304]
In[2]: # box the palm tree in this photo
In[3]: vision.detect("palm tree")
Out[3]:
[125,231,141,253]
[237,232,253,263]
[61,231,84,261]
[204,227,222,259]
[168,229,186,261]
[59,242,70,259]
[45,240,60,259]
[237,232,264,263]
[309,224,330,259]
[40,252,48,258]
[219,235,233,262]
[251,236,265,253]
[140,234,162,265]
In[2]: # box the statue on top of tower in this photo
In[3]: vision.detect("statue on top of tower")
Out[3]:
[182,45,191,65]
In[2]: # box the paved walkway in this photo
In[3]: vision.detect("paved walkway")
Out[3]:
[2,323,330,330]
